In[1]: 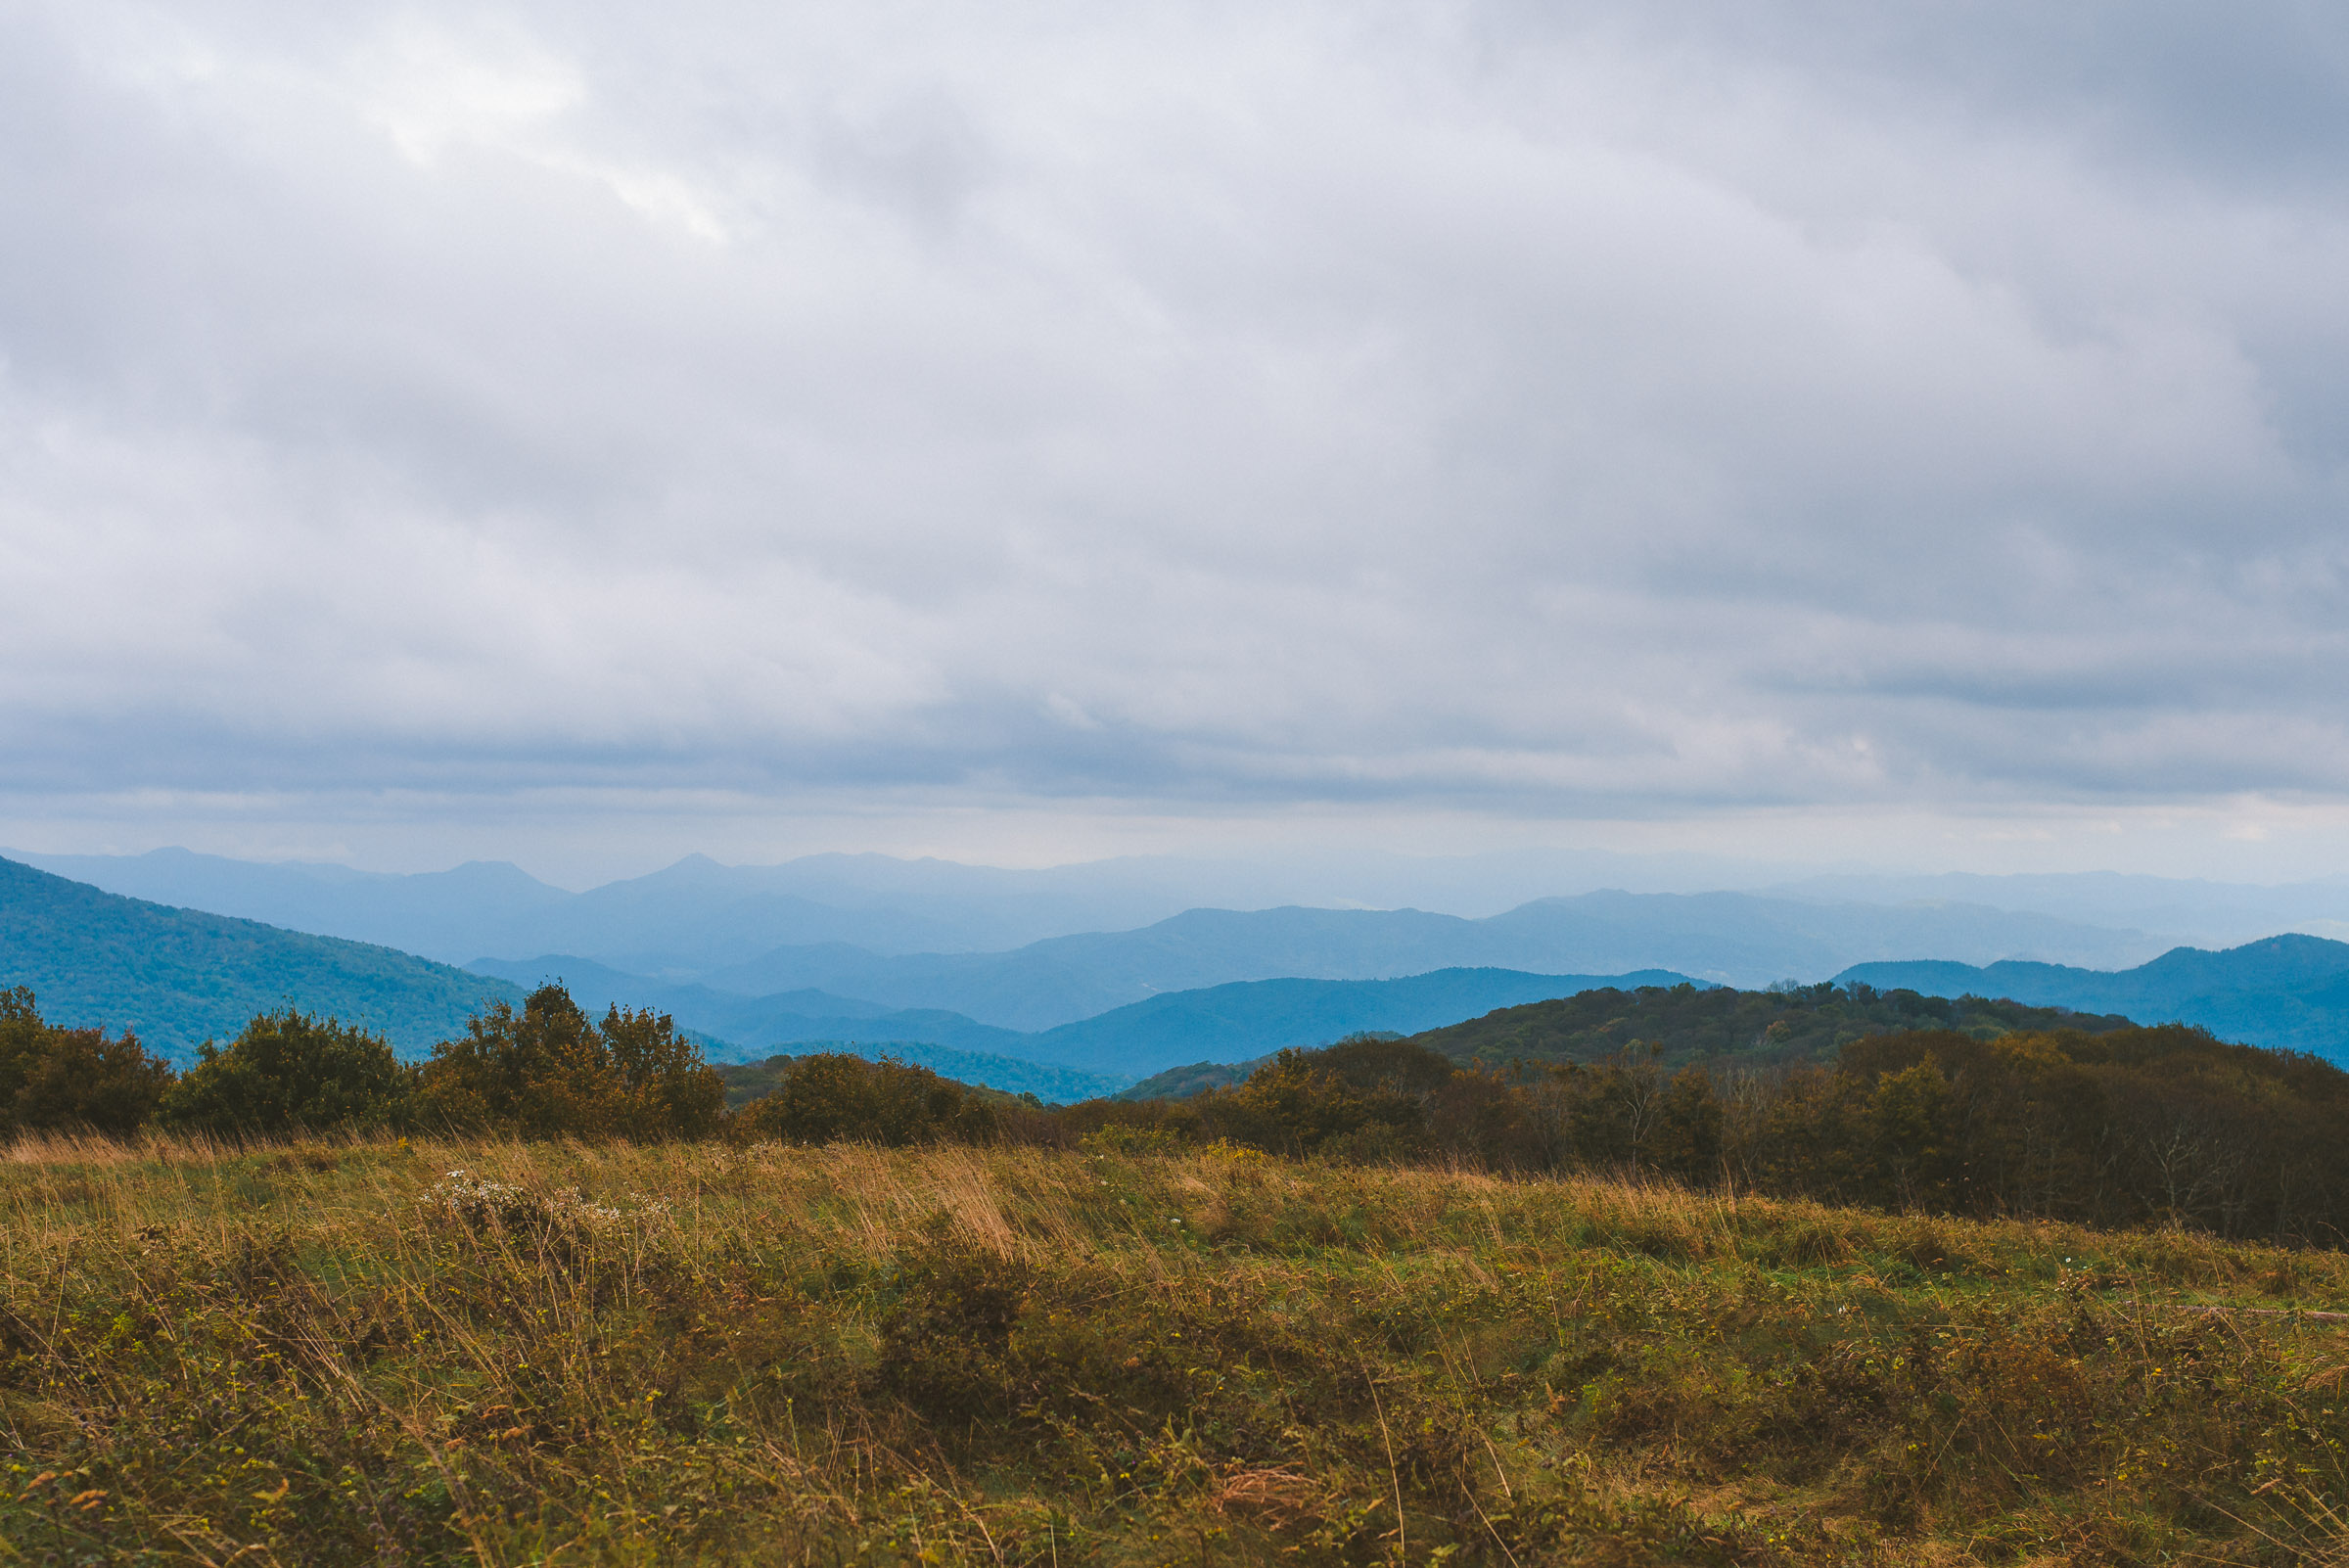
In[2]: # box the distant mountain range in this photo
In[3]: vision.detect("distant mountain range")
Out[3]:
[0,856,521,1059]
[1776,871,2349,951]
[726,1043,1130,1104]
[1842,936,2349,1058]
[565,894,2158,1030]
[11,846,2250,985]
[16,846,2349,1091]
[471,953,1697,1080]
[2,851,1710,1084]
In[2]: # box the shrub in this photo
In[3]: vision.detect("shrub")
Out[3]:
[731,1052,999,1145]
[161,1008,413,1136]
[0,985,173,1136]
[416,984,725,1139]
[1205,1035,1452,1158]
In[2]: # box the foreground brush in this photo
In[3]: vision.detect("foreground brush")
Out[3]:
[3,1134,2347,1564]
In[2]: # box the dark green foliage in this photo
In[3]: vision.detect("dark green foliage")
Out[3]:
[161,1008,414,1136]
[0,853,525,1060]
[0,986,172,1135]
[874,1248,1033,1427]
[1205,1035,1453,1158]
[416,983,725,1139]
[1061,1018,2349,1245]
[730,1051,1001,1145]
[1410,978,2128,1071]
[1728,1024,2349,1240]
[714,1053,796,1109]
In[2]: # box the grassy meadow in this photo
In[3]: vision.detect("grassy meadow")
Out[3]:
[4,1135,2349,1565]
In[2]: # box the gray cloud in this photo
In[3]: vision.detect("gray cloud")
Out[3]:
[2,0,2347,867]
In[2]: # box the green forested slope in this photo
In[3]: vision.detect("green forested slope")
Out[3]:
[1405,979,2131,1070]
[0,855,522,1058]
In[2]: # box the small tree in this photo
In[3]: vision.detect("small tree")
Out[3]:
[161,1008,412,1137]
[418,984,724,1140]
[0,986,174,1137]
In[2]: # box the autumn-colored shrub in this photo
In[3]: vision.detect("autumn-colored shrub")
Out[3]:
[0,985,172,1136]
[415,983,724,1139]
[730,1051,999,1145]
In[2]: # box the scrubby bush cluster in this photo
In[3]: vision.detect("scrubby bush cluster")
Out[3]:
[163,1007,409,1135]
[0,984,723,1142]
[729,1051,1005,1145]
[0,986,172,1136]
[414,984,725,1139]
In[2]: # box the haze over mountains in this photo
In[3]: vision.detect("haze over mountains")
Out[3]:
[14,844,2260,987]
[24,846,2349,982]
[1844,937,2349,1059]
[467,955,1696,1080]
[14,846,2349,1086]
[557,895,2147,1031]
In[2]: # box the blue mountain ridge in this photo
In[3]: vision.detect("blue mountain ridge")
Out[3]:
[1839,934,2349,1059]
[689,894,2156,1030]
[0,855,523,1059]
[469,954,1701,1084]
[15,847,2168,1005]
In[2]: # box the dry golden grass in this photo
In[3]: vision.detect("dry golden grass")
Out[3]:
[3,1135,2349,1564]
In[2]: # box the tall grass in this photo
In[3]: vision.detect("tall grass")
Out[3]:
[4,1135,2348,1564]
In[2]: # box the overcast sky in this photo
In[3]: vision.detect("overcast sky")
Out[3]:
[3,0,2347,884]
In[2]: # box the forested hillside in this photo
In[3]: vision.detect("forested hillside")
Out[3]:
[0,855,522,1057]
[1123,980,2134,1096]
[1410,979,2129,1070]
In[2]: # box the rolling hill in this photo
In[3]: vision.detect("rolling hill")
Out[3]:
[0,855,523,1059]
[1013,966,1699,1075]
[1840,934,2349,1058]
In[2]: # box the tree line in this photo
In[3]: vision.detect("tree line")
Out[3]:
[0,983,727,1140]
[9,979,2349,1246]
[1082,1027,2349,1246]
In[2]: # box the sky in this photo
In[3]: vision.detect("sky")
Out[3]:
[3,0,2348,888]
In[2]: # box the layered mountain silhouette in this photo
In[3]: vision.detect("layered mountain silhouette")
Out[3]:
[470,954,1696,1079]
[668,894,2159,1030]
[1842,935,2349,1057]
[13,847,2181,983]
[16,847,2349,1090]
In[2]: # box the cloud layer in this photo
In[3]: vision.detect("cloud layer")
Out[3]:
[3,0,2346,859]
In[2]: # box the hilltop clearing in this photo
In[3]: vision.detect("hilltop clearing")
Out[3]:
[4,1136,2347,1563]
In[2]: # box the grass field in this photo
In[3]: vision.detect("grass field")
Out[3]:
[5,1136,2349,1565]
